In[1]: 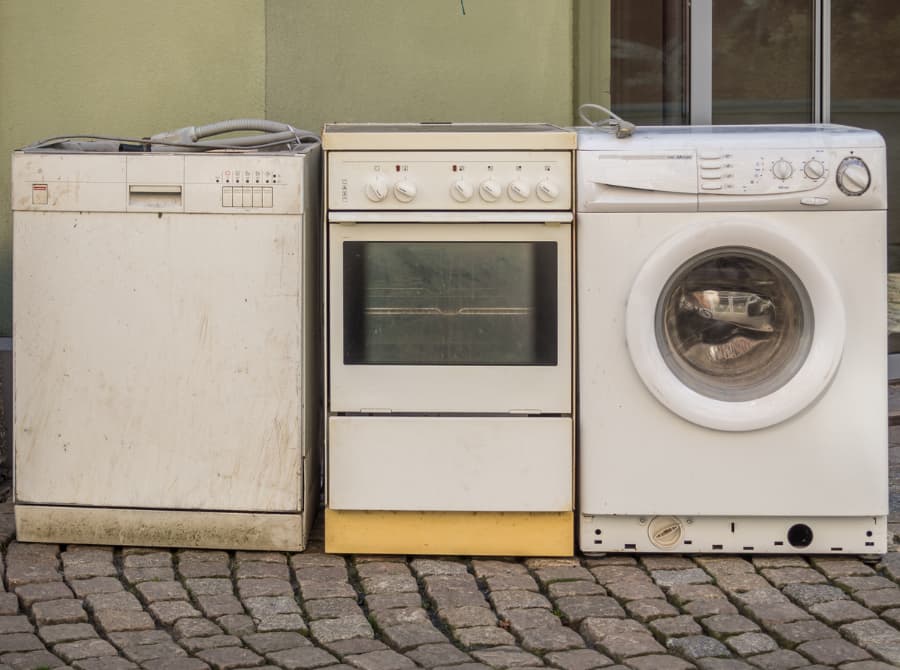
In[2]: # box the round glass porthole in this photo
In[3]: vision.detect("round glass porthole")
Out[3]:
[655,247,814,402]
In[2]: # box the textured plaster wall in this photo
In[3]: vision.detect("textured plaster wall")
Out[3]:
[0,0,267,337]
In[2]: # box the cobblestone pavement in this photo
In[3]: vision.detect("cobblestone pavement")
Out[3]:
[0,428,895,670]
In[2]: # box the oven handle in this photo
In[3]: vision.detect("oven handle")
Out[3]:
[328,211,573,224]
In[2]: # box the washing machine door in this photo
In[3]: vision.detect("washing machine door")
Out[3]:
[626,219,845,431]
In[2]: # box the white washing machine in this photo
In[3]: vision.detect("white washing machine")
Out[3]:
[577,124,888,554]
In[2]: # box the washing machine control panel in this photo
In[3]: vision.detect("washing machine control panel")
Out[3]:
[328,151,572,210]
[697,148,833,195]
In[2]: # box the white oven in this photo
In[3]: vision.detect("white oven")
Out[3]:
[323,125,577,556]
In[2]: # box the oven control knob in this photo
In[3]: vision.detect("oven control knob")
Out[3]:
[479,179,502,202]
[365,176,388,202]
[393,180,417,203]
[836,157,871,196]
[508,179,531,202]
[803,159,826,180]
[450,179,474,202]
[536,178,560,202]
[772,159,794,180]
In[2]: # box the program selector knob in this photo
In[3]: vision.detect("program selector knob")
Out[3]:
[393,180,417,203]
[479,179,502,202]
[365,176,388,202]
[836,157,871,196]
[772,159,794,180]
[507,179,531,202]
[803,159,826,180]
[536,178,560,202]
[450,179,474,202]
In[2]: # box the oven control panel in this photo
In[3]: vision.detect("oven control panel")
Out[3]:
[328,151,572,210]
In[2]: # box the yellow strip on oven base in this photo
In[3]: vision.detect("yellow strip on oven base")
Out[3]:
[325,508,574,556]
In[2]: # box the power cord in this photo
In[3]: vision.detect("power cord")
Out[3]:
[578,103,636,139]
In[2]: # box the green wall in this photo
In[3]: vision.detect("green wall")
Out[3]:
[0,0,576,338]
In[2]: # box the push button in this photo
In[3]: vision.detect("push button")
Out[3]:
[222,187,233,207]
[701,182,723,190]
[252,187,263,208]
[263,187,273,208]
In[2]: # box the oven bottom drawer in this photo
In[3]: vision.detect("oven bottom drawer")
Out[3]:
[328,416,573,512]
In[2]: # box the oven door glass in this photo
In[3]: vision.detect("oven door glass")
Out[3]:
[343,242,557,366]
[329,222,572,414]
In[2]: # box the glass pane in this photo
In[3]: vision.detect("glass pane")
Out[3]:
[610,0,688,124]
[655,247,813,401]
[343,242,557,366]
[712,0,814,124]
[830,1,900,351]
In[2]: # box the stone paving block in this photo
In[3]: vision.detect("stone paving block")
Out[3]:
[379,623,446,651]
[470,561,529,579]
[179,635,242,653]
[0,633,48,653]
[309,616,374,644]
[428,590,487,611]
[694,660,753,670]
[693,558,753,576]
[409,560,469,577]
[323,638,388,658]
[436,606,497,630]
[423,574,479,594]
[38,624,98,645]
[623,599,678,623]
[293,567,349,585]
[683,600,738,619]
[604,581,665,603]
[235,552,286,565]
[760,568,827,588]
[216,614,255,637]
[432,665,491,670]
[15,582,74,607]
[354,563,410,580]
[652,569,713,588]
[69,578,122,599]
[33,599,88,625]
[1,650,65,670]
[243,596,301,618]
[305,598,362,621]
[195,647,264,670]
[172,619,223,640]
[877,552,900,581]
[640,557,697,571]
[518,625,586,653]
[404,642,471,668]
[94,609,155,634]
[649,615,703,640]
[234,563,291,581]
[470,645,543,668]
[5,564,61,589]
[123,553,171,569]
[364,594,422,612]
[740,601,811,626]
[290,554,347,571]
[840,618,900,665]
[836,576,897,592]
[548,581,606,599]
[589,566,650,586]
[53,639,118,662]
[73,658,139,670]
[369,608,429,629]
[136,582,189,604]
[297,581,357,601]
[503,607,560,634]
[556,596,625,625]
[713,574,770,594]
[807,599,877,624]
[243,632,310,655]
[344,649,414,670]
[794,638,871,665]
[236,579,294,599]
[524,557,581,569]
[85,592,143,613]
[533,567,595,585]
[121,641,188,663]
[580,618,665,659]
[184,579,233,597]
[667,585,728,606]
[702,615,759,637]
[852,588,900,612]
[780,582,847,608]
[108,630,174,647]
[751,558,807,570]
[255,613,307,633]
[484,575,539,593]
[489,590,551,614]
[839,662,900,670]
[62,564,117,581]
[0,619,31,636]
[723,632,778,657]
[123,568,174,584]
[0,595,17,617]
[666,636,730,660]
[767,619,840,646]
[543,648,613,670]
[194,595,244,619]
[808,558,875,578]
[140,659,210,670]
[879,606,900,627]
[148,600,201,626]
[176,563,230,580]
[454,627,516,650]
[626,655,696,670]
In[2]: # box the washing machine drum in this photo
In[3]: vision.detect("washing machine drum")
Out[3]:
[626,220,845,432]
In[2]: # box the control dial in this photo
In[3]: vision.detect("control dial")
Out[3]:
[536,178,560,202]
[393,180,417,203]
[803,159,826,180]
[507,179,531,202]
[365,176,388,202]
[479,179,502,203]
[836,157,871,196]
[772,159,794,180]
[450,179,474,203]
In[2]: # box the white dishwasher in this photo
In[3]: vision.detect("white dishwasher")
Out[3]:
[11,125,321,550]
